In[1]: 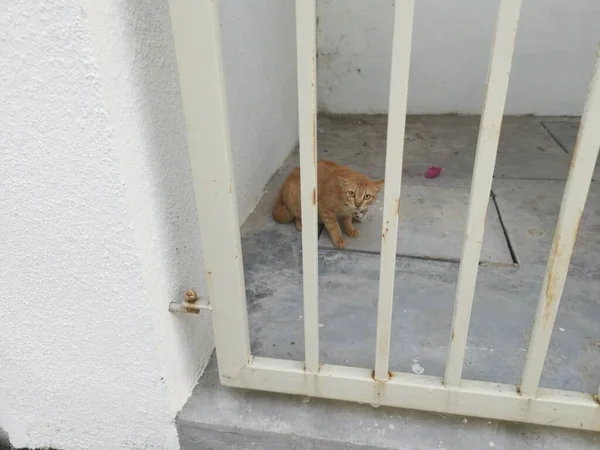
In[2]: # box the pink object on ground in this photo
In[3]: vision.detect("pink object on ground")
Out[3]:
[424,166,442,179]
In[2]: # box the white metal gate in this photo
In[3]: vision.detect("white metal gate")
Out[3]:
[169,0,600,430]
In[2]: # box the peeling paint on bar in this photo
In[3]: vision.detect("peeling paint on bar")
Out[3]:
[373,0,415,381]
[444,0,522,388]
[295,0,320,374]
[169,0,251,375]
[520,46,600,397]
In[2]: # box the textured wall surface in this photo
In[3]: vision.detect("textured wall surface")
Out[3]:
[0,0,298,449]
[0,1,181,448]
[317,0,600,114]
[220,0,299,221]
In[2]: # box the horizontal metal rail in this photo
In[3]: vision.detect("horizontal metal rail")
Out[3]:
[225,357,600,432]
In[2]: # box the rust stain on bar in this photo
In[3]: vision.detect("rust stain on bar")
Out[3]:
[573,208,583,243]
[396,197,400,216]
[312,54,317,165]
[370,369,393,382]
[184,305,200,314]
[543,209,583,326]
[543,257,559,328]
[382,228,389,240]
[545,261,557,308]
[206,271,213,291]
[382,220,390,240]
[312,187,317,205]
[312,117,317,164]
[569,136,580,171]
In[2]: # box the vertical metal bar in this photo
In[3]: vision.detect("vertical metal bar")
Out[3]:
[295,0,320,373]
[519,47,600,397]
[168,0,251,378]
[444,0,522,387]
[373,0,415,381]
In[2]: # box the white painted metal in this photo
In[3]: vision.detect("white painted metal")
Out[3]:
[444,0,522,387]
[221,357,600,431]
[373,0,415,381]
[519,46,600,397]
[168,301,212,314]
[295,0,320,374]
[169,0,251,378]
[171,0,600,433]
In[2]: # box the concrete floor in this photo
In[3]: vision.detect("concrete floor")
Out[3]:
[178,116,600,449]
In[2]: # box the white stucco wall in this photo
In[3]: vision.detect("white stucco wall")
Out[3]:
[0,0,297,449]
[317,0,600,115]
[221,0,299,221]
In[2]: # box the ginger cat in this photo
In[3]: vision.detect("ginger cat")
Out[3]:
[273,160,384,248]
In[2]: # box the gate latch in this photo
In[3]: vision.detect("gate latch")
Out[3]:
[169,289,212,314]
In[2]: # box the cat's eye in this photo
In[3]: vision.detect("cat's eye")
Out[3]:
[348,191,355,198]
[365,194,372,200]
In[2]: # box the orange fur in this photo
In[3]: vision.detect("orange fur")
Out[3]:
[272,160,384,248]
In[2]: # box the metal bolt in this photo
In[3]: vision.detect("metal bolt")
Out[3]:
[185,289,198,303]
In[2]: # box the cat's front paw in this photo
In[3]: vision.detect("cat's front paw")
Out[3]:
[346,228,360,238]
[333,237,346,249]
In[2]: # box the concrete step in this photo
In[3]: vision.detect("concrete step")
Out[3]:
[176,355,599,450]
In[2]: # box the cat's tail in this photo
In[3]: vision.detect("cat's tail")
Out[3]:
[272,191,294,223]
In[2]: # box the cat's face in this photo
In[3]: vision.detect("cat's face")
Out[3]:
[340,177,384,215]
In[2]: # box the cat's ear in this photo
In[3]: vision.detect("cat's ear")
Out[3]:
[339,177,352,189]
[373,179,385,191]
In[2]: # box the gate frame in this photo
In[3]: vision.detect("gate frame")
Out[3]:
[169,0,600,431]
